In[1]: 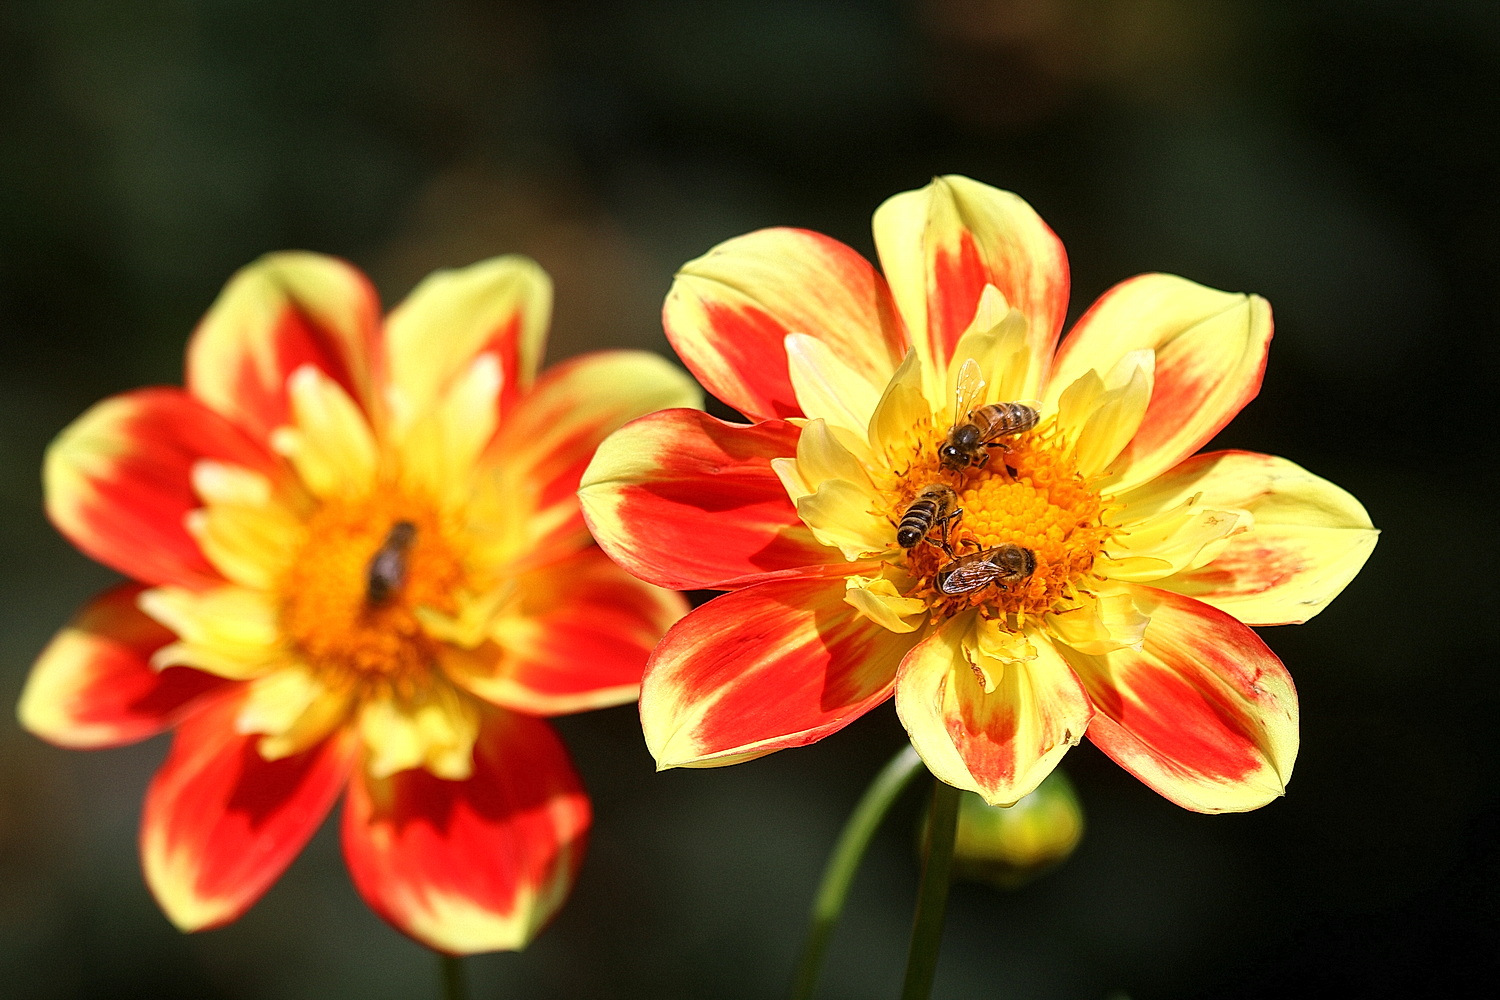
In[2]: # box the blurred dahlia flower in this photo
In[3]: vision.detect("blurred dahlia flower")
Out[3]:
[581,175,1375,813]
[19,252,697,953]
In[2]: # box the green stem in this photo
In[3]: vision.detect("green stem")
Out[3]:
[899,778,961,1000]
[439,953,468,1000]
[789,744,926,1000]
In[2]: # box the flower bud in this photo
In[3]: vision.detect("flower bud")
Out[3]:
[921,770,1084,889]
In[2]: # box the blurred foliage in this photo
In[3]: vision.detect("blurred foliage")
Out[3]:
[1,1,1496,998]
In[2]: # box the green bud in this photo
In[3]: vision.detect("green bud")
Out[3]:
[920,770,1084,889]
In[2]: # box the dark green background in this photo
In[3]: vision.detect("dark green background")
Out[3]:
[1,2,1494,997]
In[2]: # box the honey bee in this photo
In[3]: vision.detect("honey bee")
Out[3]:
[939,359,1039,471]
[366,520,416,604]
[896,483,962,554]
[934,543,1037,596]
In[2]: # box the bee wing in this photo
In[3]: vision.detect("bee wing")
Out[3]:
[939,555,997,594]
[951,358,987,421]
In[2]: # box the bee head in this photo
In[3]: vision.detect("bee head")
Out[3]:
[938,442,966,469]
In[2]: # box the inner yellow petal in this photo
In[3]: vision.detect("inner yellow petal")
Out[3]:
[269,365,378,499]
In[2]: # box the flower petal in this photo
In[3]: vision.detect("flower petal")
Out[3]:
[872,176,1069,400]
[1120,450,1378,624]
[1048,274,1272,491]
[186,252,379,442]
[785,333,885,442]
[446,548,687,716]
[1063,586,1298,813]
[896,616,1091,806]
[796,478,892,561]
[355,683,481,782]
[44,388,275,588]
[580,409,843,590]
[341,709,590,955]
[641,577,915,769]
[383,255,552,427]
[488,350,702,566]
[18,584,230,748]
[141,690,354,931]
[267,365,379,500]
[185,463,305,591]
[844,573,928,634]
[663,227,905,420]
[139,585,285,680]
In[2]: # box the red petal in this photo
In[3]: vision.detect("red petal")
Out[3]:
[895,620,1091,807]
[872,176,1070,385]
[664,228,906,420]
[186,252,379,442]
[1068,587,1298,813]
[45,388,276,588]
[490,349,700,563]
[580,408,844,590]
[140,690,354,930]
[341,710,590,954]
[18,584,230,748]
[641,577,915,768]
[450,548,687,716]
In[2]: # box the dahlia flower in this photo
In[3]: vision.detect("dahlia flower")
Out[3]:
[18,252,698,952]
[580,175,1375,813]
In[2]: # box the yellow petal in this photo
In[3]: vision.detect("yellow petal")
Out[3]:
[1117,451,1377,624]
[190,461,274,506]
[235,666,351,761]
[795,479,890,560]
[1073,352,1155,479]
[186,464,305,590]
[943,286,1034,411]
[138,586,283,680]
[1099,495,1250,582]
[383,255,551,422]
[795,418,874,494]
[1046,588,1150,654]
[391,351,503,502]
[785,332,885,442]
[268,365,378,499]
[867,349,931,467]
[770,456,811,502]
[844,574,928,633]
[358,684,480,782]
[1048,274,1271,492]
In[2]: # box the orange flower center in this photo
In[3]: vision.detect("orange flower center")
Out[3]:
[280,490,467,689]
[892,426,1110,622]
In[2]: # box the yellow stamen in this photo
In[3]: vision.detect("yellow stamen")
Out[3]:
[280,489,468,694]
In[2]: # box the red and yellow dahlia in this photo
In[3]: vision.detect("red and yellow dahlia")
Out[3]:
[581,175,1376,813]
[18,252,698,952]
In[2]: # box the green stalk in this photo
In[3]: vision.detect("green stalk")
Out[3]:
[789,744,926,1000]
[439,953,468,1000]
[899,778,960,1000]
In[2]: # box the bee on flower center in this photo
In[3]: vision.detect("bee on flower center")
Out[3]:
[939,402,1040,471]
[366,520,417,605]
[939,358,1039,471]
[896,483,962,555]
[935,543,1037,596]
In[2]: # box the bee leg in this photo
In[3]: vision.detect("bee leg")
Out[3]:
[935,507,963,558]
[986,442,1019,478]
